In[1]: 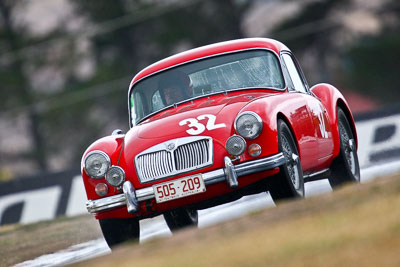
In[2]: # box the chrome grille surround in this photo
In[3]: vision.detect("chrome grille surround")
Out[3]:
[135,136,213,183]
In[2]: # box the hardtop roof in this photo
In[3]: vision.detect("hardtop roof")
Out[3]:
[130,38,289,87]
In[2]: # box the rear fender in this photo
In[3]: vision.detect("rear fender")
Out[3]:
[311,83,358,158]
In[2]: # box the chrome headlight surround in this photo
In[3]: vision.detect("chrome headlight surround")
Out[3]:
[234,111,263,140]
[83,150,111,179]
[105,166,125,187]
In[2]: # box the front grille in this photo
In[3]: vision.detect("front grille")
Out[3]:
[174,139,210,170]
[135,136,213,183]
[136,150,173,180]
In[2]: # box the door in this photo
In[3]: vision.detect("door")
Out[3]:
[281,53,317,172]
[281,53,333,170]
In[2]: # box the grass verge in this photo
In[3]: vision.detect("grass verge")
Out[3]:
[0,214,102,266]
[2,174,400,266]
[77,174,400,267]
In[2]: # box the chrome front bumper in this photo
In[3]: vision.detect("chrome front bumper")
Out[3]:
[86,153,285,214]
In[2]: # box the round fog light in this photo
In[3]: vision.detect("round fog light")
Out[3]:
[95,183,108,196]
[106,166,125,187]
[248,143,262,157]
[226,135,246,156]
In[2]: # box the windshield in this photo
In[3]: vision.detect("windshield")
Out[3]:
[129,49,284,125]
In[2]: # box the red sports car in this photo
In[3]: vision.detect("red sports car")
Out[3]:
[81,38,360,247]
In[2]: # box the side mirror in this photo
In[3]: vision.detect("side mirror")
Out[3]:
[111,129,123,135]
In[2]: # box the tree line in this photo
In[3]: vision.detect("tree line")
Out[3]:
[0,0,398,179]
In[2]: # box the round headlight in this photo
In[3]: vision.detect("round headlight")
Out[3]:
[234,111,263,139]
[226,135,246,156]
[83,151,110,179]
[105,166,125,187]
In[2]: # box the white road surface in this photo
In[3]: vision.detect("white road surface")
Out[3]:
[15,160,400,267]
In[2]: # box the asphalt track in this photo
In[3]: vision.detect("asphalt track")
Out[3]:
[15,159,400,267]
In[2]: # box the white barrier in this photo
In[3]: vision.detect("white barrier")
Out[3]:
[357,113,400,167]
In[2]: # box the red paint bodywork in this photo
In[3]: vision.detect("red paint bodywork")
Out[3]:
[81,38,357,220]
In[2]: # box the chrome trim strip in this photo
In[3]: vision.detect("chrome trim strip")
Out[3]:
[304,168,329,178]
[86,152,285,214]
[234,153,286,176]
[303,168,330,183]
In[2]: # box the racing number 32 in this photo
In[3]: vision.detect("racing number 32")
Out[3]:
[179,114,226,135]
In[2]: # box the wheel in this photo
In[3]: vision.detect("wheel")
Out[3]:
[268,119,304,201]
[99,217,140,248]
[328,108,360,187]
[163,208,198,232]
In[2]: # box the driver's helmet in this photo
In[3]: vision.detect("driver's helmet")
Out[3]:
[158,70,192,105]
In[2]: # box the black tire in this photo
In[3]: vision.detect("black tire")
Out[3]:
[99,217,140,248]
[268,120,305,201]
[163,208,198,232]
[328,108,360,187]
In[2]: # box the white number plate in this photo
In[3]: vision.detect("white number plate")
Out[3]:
[153,174,206,203]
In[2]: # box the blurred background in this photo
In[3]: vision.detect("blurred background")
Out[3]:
[0,0,399,181]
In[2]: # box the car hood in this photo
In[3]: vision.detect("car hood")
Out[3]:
[133,91,275,139]
[121,90,281,184]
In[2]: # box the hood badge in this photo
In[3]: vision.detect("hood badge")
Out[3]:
[167,143,175,151]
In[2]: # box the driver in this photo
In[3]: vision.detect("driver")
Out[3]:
[158,71,193,106]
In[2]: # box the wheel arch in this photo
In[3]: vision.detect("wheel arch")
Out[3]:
[336,99,358,149]
[276,112,301,157]
[269,112,305,200]
[311,83,358,156]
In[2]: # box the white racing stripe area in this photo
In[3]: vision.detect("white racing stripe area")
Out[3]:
[15,160,400,267]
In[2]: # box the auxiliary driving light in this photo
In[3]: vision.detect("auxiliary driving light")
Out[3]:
[105,166,126,187]
[226,135,246,156]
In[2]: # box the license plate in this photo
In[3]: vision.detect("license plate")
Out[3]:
[153,174,206,203]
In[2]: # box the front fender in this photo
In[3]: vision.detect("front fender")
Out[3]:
[234,97,282,161]
[81,135,125,201]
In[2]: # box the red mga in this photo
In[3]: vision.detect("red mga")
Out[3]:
[81,38,360,247]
